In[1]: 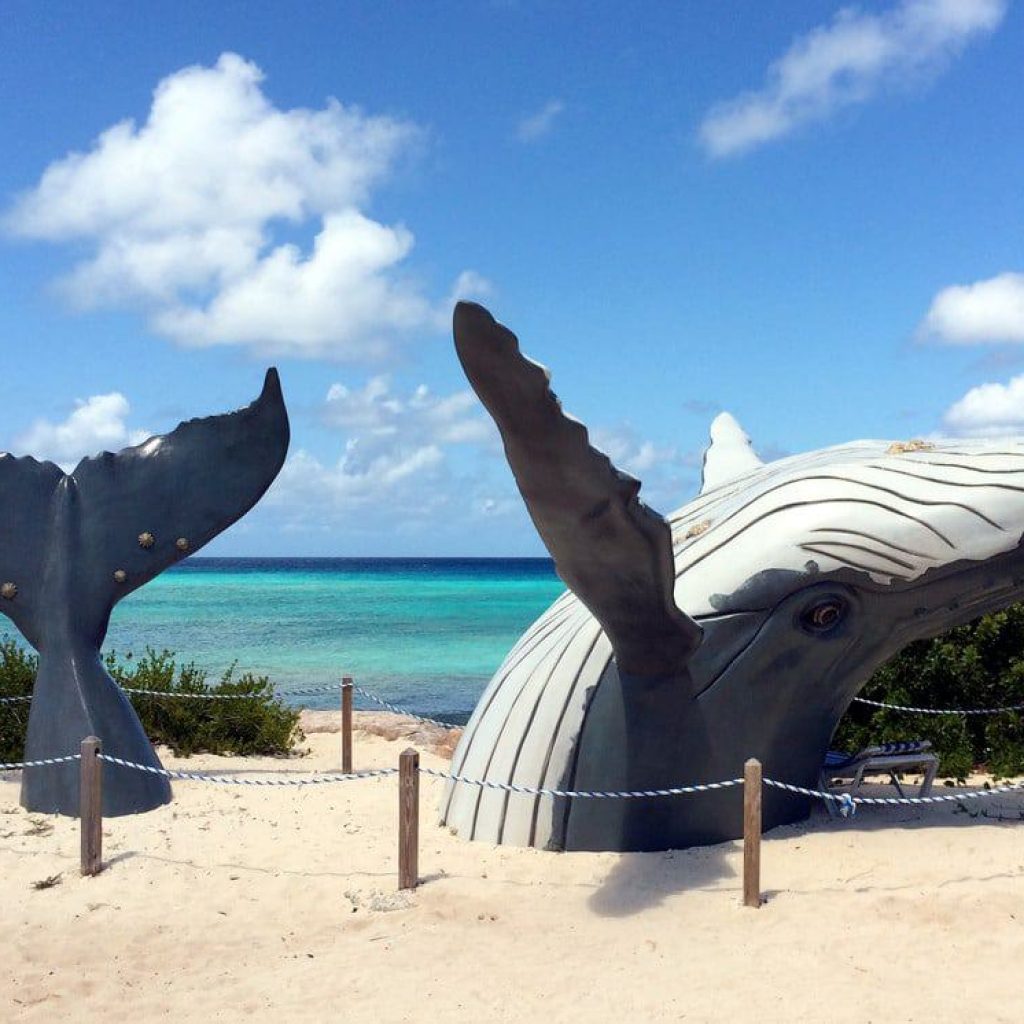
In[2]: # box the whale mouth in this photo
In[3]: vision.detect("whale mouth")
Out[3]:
[688,610,766,700]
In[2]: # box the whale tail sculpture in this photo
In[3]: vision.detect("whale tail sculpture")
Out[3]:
[0,369,289,816]
[443,302,1024,852]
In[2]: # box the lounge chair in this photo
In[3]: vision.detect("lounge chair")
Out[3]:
[819,740,939,814]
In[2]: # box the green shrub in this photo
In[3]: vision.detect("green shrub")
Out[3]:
[0,637,36,763]
[0,639,302,762]
[833,603,1024,780]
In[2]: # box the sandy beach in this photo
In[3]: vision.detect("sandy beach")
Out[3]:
[4,711,1024,1024]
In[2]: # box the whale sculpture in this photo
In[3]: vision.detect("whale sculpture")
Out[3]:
[0,370,289,816]
[441,303,1024,852]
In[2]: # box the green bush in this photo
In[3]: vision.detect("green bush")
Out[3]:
[0,637,36,763]
[833,603,1024,780]
[0,639,302,763]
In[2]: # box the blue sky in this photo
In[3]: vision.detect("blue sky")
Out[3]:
[1,1,1021,556]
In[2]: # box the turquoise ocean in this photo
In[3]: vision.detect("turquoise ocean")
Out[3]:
[98,558,564,724]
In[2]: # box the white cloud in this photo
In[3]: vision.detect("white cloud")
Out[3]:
[267,383,704,538]
[151,211,433,359]
[5,52,488,359]
[942,375,1024,437]
[698,0,1006,158]
[263,377,500,532]
[266,442,529,543]
[516,100,565,142]
[322,375,493,446]
[590,424,703,511]
[919,272,1024,344]
[591,425,681,477]
[10,393,149,466]
[441,271,494,324]
[272,444,445,510]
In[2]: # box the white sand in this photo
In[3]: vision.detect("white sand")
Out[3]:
[4,713,1024,1023]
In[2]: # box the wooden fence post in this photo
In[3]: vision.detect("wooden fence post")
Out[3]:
[341,677,353,773]
[743,757,762,908]
[398,747,419,890]
[80,736,103,877]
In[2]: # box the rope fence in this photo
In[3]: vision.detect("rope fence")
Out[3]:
[8,681,1024,720]
[7,728,1024,908]
[7,677,1024,907]
[0,679,467,731]
[0,753,81,771]
[11,748,1018,806]
[851,695,1024,715]
[98,753,398,786]
[418,765,744,800]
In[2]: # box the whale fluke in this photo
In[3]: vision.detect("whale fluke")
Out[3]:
[699,412,763,493]
[1,368,289,816]
[0,456,64,651]
[453,301,702,677]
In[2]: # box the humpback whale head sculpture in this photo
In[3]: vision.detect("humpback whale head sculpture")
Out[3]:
[440,303,1024,852]
[1,370,289,816]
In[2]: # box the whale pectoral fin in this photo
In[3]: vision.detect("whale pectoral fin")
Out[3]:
[70,368,290,604]
[0,456,64,647]
[453,302,701,676]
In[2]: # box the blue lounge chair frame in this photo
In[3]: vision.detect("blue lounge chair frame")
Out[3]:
[819,741,939,814]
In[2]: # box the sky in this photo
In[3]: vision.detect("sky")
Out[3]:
[1,0,1022,557]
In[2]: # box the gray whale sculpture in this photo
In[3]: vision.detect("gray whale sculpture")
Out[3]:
[441,302,1024,852]
[1,370,289,817]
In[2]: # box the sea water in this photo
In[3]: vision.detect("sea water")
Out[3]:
[99,558,563,723]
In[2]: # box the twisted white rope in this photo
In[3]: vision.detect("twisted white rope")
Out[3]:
[119,685,292,700]
[764,776,1024,807]
[350,686,463,729]
[428,770,1024,808]
[853,696,1024,715]
[117,680,465,727]
[5,748,740,798]
[122,681,366,700]
[0,753,81,770]
[6,749,1024,818]
[96,752,398,786]
[9,686,1024,717]
[2,683,348,702]
[421,766,744,799]
[274,682,353,698]
[118,682,465,725]
[0,682,466,727]
[0,686,291,703]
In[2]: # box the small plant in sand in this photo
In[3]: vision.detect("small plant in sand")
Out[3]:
[0,638,302,762]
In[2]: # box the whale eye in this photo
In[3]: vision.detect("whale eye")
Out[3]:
[799,597,846,635]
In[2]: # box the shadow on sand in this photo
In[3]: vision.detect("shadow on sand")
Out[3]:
[587,782,1024,917]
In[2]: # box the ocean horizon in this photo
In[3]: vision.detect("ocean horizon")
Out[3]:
[67,557,567,724]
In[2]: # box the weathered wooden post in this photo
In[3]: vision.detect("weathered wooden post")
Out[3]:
[398,747,419,890]
[80,736,103,877]
[341,677,353,773]
[743,757,762,908]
